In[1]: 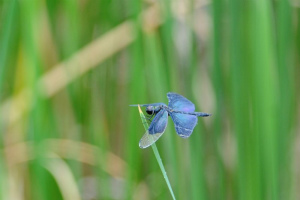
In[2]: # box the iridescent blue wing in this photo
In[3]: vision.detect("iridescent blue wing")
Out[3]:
[139,109,168,148]
[167,92,198,137]
[170,112,197,138]
[167,92,195,112]
[130,103,166,107]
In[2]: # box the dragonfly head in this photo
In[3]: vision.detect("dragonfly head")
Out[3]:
[146,106,155,115]
[145,105,161,115]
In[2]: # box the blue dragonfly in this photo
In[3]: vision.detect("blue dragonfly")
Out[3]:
[131,92,211,148]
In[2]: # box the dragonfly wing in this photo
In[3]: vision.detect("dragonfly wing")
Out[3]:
[170,112,198,138]
[139,131,164,149]
[139,109,168,148]
[130,103,166,107]
[167,92,195,112]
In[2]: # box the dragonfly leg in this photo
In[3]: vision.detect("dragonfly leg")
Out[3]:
[144,111,155,122]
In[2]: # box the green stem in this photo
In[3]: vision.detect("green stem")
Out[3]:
[138,105,176,200]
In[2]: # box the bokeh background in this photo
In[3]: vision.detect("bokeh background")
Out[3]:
[0,0,299,199]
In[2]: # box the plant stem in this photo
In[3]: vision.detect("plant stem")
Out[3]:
[138,105,176,200]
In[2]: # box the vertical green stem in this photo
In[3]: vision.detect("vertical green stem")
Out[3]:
[137,105,176,200]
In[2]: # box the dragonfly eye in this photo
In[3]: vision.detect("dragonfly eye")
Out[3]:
[146,106,154,115]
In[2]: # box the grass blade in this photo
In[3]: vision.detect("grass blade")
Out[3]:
[137,105,176,200]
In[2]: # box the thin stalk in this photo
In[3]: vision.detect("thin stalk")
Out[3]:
[137,105,176,200]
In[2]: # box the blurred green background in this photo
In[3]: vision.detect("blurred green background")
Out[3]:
[0,0,299,199]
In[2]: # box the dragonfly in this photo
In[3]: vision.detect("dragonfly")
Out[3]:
[130,92,211,148]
